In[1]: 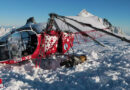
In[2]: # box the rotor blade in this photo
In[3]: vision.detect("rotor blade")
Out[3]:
[57,15,92,27]
[56,17,105,47]
[58,15,130,43]
[53,19,61,31]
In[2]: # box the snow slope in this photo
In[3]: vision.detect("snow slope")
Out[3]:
[0,35,130,90]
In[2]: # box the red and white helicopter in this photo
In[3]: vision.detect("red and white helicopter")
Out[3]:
[0,13,129,64]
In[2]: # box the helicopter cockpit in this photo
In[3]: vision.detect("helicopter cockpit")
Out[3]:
[0,30,38,61]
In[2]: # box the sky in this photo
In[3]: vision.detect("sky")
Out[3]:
[0,0,130,34]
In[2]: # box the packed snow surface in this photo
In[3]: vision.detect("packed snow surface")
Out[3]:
[0,35,130,90]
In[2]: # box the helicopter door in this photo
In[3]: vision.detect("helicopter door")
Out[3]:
[8,32,22,62]
[20,30,38,56]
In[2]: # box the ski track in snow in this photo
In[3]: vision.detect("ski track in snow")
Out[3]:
[0,35,130,90]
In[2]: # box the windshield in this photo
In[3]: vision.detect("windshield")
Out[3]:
[0,30,38,61]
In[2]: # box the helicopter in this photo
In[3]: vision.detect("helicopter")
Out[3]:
[0,13,130,64]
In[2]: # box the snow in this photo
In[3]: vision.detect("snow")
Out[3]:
[0,35,130,90]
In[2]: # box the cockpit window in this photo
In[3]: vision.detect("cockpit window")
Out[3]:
[0,34,9,44]
[21,31,29,38]
[0,30,38,61]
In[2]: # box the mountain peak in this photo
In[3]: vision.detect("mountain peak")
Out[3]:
[78,9,94,17]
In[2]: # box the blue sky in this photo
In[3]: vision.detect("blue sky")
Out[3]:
[0,0,130,34]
